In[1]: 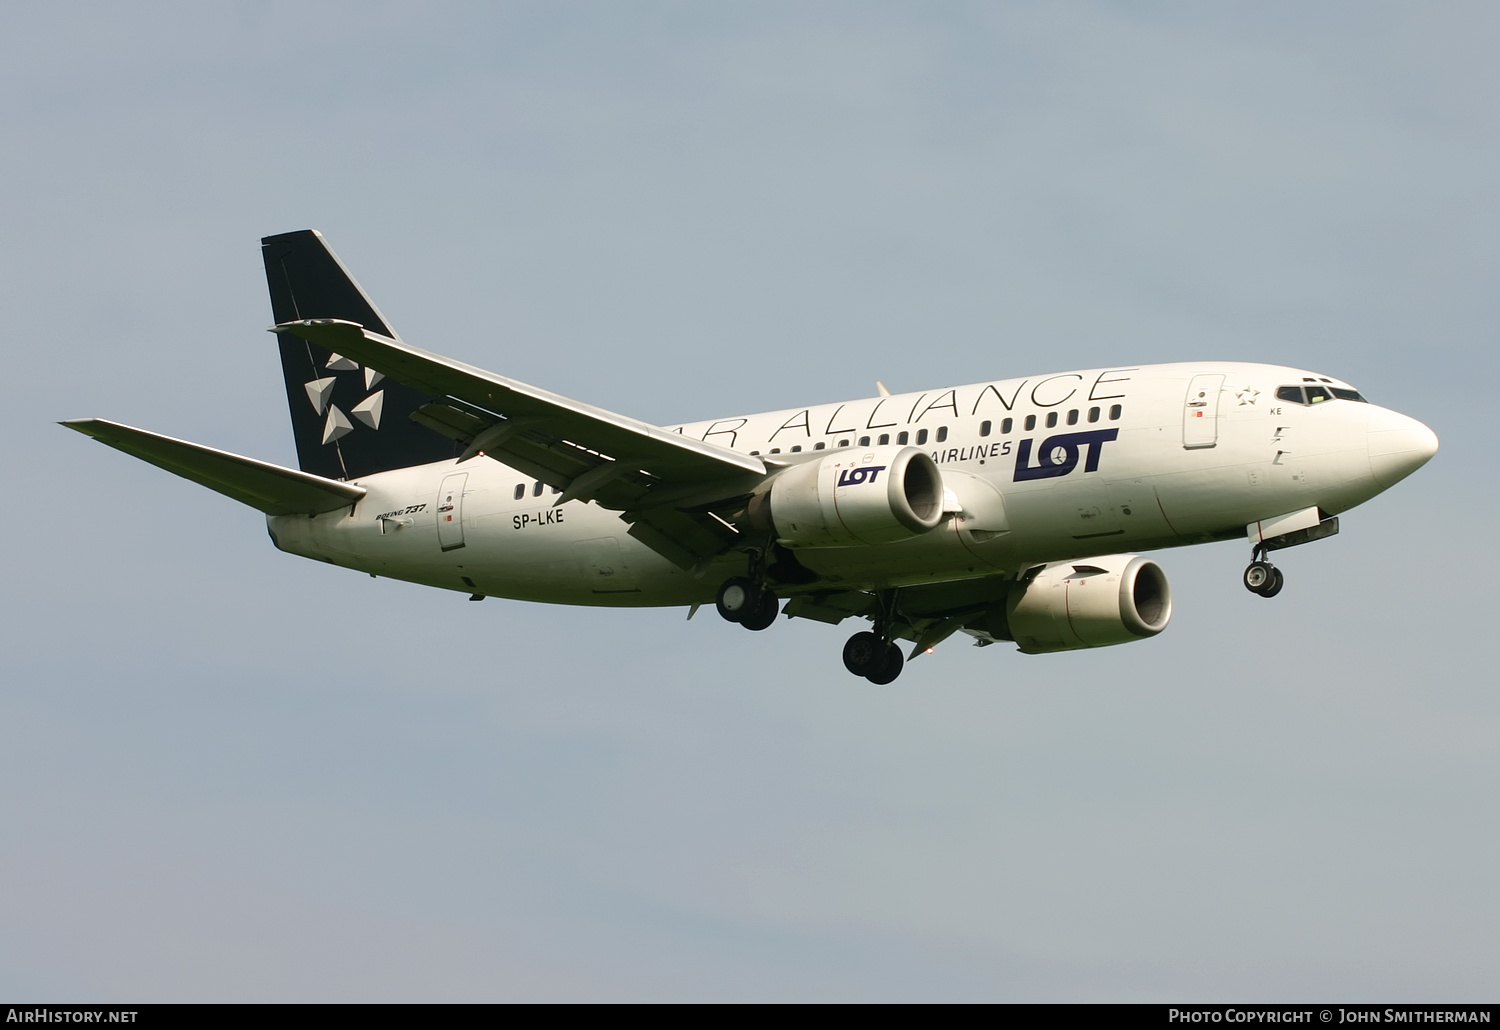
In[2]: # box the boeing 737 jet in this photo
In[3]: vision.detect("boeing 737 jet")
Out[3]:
[64,230,1439,682]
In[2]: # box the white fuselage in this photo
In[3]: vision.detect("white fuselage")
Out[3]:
[267,362,1434,606]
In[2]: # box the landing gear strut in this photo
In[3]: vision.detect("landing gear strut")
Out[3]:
[1243,548,1285,598]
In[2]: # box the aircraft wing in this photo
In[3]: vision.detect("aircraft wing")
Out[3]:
[61,418,366,516]
[272,319,769,566]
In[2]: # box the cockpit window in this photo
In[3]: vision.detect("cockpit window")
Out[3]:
[1277,384,1367,405]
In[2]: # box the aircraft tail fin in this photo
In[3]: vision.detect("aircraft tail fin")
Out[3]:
[261,230,458,480]
[61,418,365,516]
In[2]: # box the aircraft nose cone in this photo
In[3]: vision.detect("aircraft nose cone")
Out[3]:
[1367,407,1438,489]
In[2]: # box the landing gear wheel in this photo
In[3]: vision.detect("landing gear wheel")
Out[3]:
[864,642,904,685]
[1262,566,1285,598]
[1243,561,1282,597]
[842,632,886,677]
[715,577,762,623]
[738,590,780,631]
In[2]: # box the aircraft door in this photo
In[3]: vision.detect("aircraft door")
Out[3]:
[1182,374,1225,449]
[436,472,468,551]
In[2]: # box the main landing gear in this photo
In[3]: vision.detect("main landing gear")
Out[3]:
[716,576,780,632]
[842,631,904,684]
[1243,548,1285,598]
[841,589,906,684]
[715,566,908,683]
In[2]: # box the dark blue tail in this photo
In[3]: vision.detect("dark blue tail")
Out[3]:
[262,229,458,480]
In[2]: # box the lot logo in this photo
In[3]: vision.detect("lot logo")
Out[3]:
[837,465,886,487]
[1013,429,1118,482]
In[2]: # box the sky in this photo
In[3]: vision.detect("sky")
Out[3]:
[2,0,1496,1002]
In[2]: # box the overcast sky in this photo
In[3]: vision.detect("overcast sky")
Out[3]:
[2,0,1495,1001]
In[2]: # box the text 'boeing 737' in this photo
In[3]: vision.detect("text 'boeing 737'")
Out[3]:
[63,230,1438,683]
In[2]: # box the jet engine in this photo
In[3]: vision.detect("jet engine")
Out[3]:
[995,554,1172,654]
[745,445,945,547]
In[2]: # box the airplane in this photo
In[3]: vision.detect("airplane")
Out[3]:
[63,230,1439,683]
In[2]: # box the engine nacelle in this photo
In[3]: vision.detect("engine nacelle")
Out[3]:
[1003,554,1172,654]
[747,446,945,547]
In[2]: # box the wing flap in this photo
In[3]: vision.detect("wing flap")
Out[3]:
[621,508,739,569]
[62,418,366,516]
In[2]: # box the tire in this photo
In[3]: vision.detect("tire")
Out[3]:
[715,577,761,623]
[1243,561,1274,594]
[864,642,904,685]
[842,631,885,676]
[739,591,780,631]
[1261,567,1285,598]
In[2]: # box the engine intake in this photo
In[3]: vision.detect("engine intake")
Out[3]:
[1001,554,1172,654]
[747,446,945,547]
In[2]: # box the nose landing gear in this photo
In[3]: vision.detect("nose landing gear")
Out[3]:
[1243,549,1285,598]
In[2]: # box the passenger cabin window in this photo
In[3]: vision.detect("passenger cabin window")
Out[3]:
[936,426,948,442]
[838,439,850,447]
[814,442,826,450]
[770,448,781,454]
[1088,407,1100,423]
[1066,409,1079,425]
[1001,418,1013,434]
[878,433,890,445]
[1109,405,1122,420]
[858,436,870,446]
[980,420,992,437]
[1045,412,1058,428]
[897,431,909,445]
[533,481,544,497]
[1024,415,1036,431]
[791,445,802,452]
[916,429,928,445]
[513,484,525,500]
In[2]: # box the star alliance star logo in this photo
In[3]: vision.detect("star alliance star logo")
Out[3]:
[1236,387,1260,406]
[304,353,385,444]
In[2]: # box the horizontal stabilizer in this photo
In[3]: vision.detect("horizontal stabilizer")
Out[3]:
[61,418,366,516]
